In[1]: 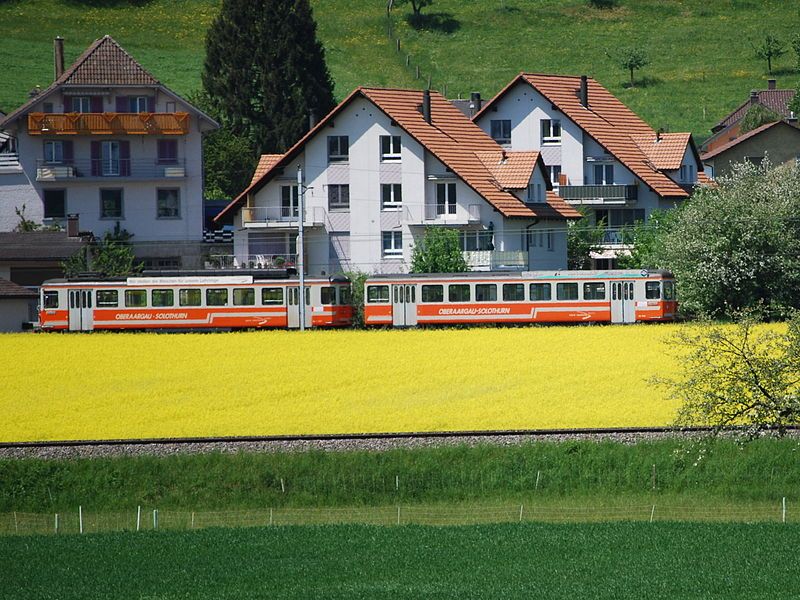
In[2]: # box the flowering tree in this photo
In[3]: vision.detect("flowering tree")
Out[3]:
[411,227,468,273]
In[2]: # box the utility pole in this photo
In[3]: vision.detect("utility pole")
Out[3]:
[297,165,306,331]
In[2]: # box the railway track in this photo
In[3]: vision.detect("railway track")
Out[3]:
[4,426,790,460]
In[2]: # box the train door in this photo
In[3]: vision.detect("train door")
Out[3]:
[287,286,299,329]
[611,281,636,323]
[391,284,417,326]
[68,289,94,331]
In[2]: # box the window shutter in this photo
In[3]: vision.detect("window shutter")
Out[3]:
[90,96,103,112]
[120,141,131,176]
[63,140,74,164]
[91,141,100,176]
[115,96,128,112]
[147,97,156,113]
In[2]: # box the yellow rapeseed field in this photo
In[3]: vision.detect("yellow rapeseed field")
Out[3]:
[0,325,686,442]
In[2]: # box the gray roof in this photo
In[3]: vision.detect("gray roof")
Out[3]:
[0,278,38,298]
[0,232,87,261]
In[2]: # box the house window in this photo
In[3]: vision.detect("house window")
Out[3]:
[44,141,64,164]
[157,188,180,219]
[43,189,66,218]
[102,141,121,176]
[436,183,457,215]
[459,230,492,251]
[382,231,403,256]
[541,119,561,144]
[745,156,763,166]
[380,135,401,161]
[527,183,544,203]
[381,184,402,210]
[328,184,350,211]
[157,140,178,164]
[165,101,177,113]
[42,102,54,113]
[281,185,299,217]
[131,96,150,113]
[490,119,511,145]
[594,164,614,185]
[679,164,695,183]
[328,136,349,162]
[100,189,123,219]
[71,96,91,113]
[546,165,562,187]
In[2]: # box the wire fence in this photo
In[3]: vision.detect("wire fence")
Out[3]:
[0,499,792,536]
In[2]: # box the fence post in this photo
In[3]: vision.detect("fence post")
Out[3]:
[783,497,787,523]
[13,511,18,534]
[137,506,141,532]
[650,505,656,523]
[55,513,59,535]
[79,506,83,534]
[415,65,420,79]
[397,505,401,526]
[280,478,285,494]
[191,512,195,530]
[395,475,399,491]
[535,470,541,491]
[519,504,524,523]
[153,509,158,530]
[396,38,400,52]
[270,508,274,526]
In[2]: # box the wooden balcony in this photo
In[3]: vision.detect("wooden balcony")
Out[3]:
[27,112,190,136]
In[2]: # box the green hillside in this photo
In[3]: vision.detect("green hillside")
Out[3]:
[2,0,799,140]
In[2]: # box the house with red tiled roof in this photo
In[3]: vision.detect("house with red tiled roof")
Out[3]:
[216,87,579,274]
[0,35,218,274]
[473,73,704,267]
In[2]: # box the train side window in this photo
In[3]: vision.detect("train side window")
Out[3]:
[530,283,551,301]
[321,286,337,305]
[179,289,201,306]
[556,283,578,301]
[152,289,174,307]
[583,282,606,300]
[448,284,469,302]
[262,287,284,305]
[206,288,228,306]
[43,291,60,309]
[340,286,352,305]
[645,281,661,300]
[305,287,311,305]
[421,285,444,302]
[367,285,390,303]
[503,283,525,302]
[664,281,675,300]
[475,284,497,302]
[234,288,255,306]
[69,292,75,309]
[87,292,92,308]
[125,290,147,307]
[96,290,118,307]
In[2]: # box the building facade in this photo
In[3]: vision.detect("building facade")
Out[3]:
[216,88,579,276]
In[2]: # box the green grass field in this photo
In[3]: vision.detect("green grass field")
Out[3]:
[2,0,800,139]
[2,522,799,599]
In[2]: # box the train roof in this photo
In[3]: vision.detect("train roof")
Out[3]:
[366,269,673,280]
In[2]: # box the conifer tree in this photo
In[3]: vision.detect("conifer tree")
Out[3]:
[202,0,336,156]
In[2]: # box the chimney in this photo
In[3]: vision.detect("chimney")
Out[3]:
[422,89,432,124]
[66,214,79,238]
[656,127,664,142]
[579,75,589,108]
[768,79,777,90]
[469,91,482,117]
[308,109,317,131]
[750,90,759,105]
[54,36,64,80]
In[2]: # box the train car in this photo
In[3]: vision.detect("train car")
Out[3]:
[363,270,676,326]
[39,274,353,331]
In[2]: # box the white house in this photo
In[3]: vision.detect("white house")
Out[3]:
[473,73,705,267]
[0,36,218,271]
[215,87,580,275]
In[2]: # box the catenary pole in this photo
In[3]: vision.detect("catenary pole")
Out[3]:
[297,166,306,331]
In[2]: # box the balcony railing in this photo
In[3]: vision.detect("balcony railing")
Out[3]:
[463,250,526,270]
[0,152,21,172]
[424,203,481,222]
[35,159,186,181]
[28,112,190,136]
[242,205,326,227]
[206,254,297,270]
[558,184,638,205]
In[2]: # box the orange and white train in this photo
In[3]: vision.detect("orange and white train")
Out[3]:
[362,270,676,326]
[38,275,353,331]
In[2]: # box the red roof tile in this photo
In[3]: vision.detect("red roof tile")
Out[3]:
[715,89,797,130]
[631,132,691,170]
[250,154,284,185]
[474,150,539,189]
[57,35,160,86]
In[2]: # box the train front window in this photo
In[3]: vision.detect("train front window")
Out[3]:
[503,284,525,302]
[530,283,551,301]
[43,291,59,309]
[645,282,661,300]
[179,289,201,306]
[152,289,174,307]
[262,287,284,305]
[475,284,497,302]
[234,288,255,306]
[125,290,147,307]
[448,284,469,302]
[583,282,606,300]
[321,287,337,305]
[206,288,228,306]
[421,285,444,303]
[556,283,578,301]
[664,281,675,300]
[367,285,389,303]
[96,290,118,307]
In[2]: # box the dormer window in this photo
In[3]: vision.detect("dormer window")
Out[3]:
[679,164,695,183]
[541,119,561,145]
[527,183,544,203]
[328,136,349,163]
[72,96,91,113]
[380,135,401,161]
[490,120,511,145]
